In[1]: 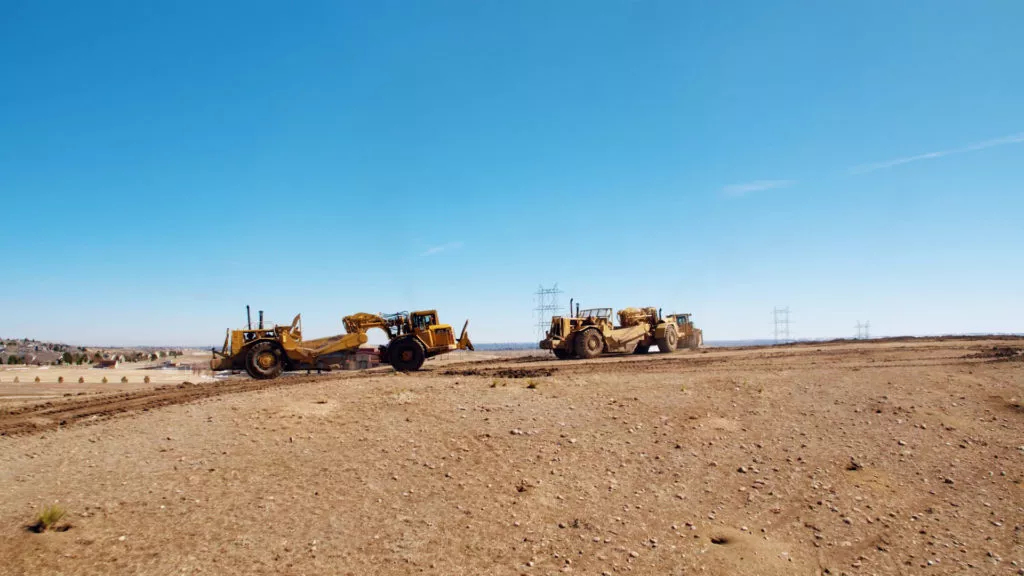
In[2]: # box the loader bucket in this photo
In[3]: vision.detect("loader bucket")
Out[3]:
[210,353,233,371]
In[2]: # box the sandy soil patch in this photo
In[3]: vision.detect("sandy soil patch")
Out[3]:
[0,339,1021,575]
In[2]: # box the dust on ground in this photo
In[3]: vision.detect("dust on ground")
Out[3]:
[0,338,1021,575]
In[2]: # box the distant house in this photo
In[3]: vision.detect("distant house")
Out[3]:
[345,348,380,370]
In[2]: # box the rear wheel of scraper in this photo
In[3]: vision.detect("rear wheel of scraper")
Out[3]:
[634,345,650,355]
[245,341,284,379]
[656,326,678,354]
[574,329,604,359]
[389,338,425,371]
[553,348,573,360]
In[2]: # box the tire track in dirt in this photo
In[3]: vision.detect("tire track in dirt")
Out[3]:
[2,338,1007,436]
[0,373,354,436]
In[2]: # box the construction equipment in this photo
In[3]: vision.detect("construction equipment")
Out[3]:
[665,312,703,350]
[540,300,701,360]
[349,310,475,371]
[211,306,473,378]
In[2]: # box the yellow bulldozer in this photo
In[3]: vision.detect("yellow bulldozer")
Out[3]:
[539,301,701,360]
[211,306,473,378]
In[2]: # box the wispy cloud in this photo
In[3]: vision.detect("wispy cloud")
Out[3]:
[722,180,795,197]
[421,241,463,256]
[850,132,1024,174]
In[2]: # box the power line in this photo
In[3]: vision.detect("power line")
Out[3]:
[773,306,791,344]
[534,284,563,339]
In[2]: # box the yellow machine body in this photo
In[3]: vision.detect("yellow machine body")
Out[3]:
[212,308,472,378]
[540,305,701,360]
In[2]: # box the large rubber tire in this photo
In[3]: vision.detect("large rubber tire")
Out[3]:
[389,338,425,371]
[245,341,284,379]
[656,326,678,354]
[552,348,573,360]
[574,329,604,359]
[634,345,650,355]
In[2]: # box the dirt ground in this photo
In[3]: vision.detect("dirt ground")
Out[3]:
[0,351,217,403]
[0,339,1021,575]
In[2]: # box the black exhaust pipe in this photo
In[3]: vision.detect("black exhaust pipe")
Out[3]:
[259,310,264,330]
[247,305,252,330]
[569,298,573,317]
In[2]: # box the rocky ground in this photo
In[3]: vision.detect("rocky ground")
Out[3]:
[0,338,1021,575]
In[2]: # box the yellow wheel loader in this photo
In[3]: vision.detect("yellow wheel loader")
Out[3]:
[539,300,701,360]
[211,306,473,378]
[664,312,703,351]
[346,309,475,371]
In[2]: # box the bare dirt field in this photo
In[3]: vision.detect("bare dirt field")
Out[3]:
[1,338,1021,575]
[0,351,217,404]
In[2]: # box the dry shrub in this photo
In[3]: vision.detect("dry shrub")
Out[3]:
[144,375,151,384]
[101,377,108,384]
[121,376,128,383]
[78,376,85,383]
[58,376,64,383]
[29,504,66,533]
[34,376,41,383]
[13,377,19,383]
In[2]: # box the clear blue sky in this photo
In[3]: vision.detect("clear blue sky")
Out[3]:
[2,1,1022,345]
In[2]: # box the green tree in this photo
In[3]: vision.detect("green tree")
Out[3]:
[150,353,158,361]
[61,352,73,364]
[7,355,19,365]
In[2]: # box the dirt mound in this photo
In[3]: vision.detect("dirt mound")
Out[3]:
[441,366,555,378]
[506,354,555,364]
[965,346,1023,360]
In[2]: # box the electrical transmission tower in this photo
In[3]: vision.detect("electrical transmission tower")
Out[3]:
[855,321,871,339]
[534,284,563,338]
[773,306,791,344]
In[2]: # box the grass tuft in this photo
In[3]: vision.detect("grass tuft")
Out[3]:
[526,379,538,389]
[29,504,66,533]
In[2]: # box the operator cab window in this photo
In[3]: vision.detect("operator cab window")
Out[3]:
[415,313,436,330]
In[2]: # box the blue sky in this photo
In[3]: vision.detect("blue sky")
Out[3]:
[2,1,1022,345]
